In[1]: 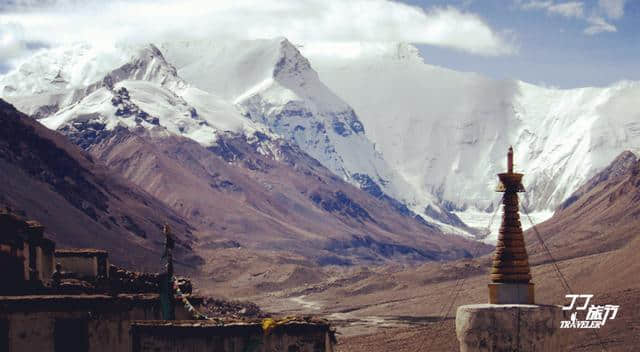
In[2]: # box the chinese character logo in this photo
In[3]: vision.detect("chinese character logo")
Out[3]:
[560,294,619,329]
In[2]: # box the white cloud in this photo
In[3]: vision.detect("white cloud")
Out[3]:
[520,0,584,18]
[547,1,584,18]
[0,22,49,67]
[598,0,626,19]
[517,0,621,35]
[0,0,516,70]
[584,16,617,35]
[520,0,554,10]
[0,23,27,61]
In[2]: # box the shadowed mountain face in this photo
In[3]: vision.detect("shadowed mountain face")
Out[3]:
[0,99,202,271]
[526,150,640,263]
[85,125,488,265]
[0,97,486,268]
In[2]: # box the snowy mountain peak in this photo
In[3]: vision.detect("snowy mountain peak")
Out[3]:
[110,44,180,86]
[158,39,455,227]
[0,43,186,119]
[272,38,313,80]
[391,43,424,63]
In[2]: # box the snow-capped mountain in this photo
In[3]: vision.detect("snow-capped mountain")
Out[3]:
[1,41,490,263]
[0,43,257,146]
[0,39,466,232]
[304,42,640,218]
[159,38,433,216]
[2,38,638,241]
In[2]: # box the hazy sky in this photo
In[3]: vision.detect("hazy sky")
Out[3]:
[0,0,637,88]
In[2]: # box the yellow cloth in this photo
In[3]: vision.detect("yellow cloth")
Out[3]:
[262,317,295,334]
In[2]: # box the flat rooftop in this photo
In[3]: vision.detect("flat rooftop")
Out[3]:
[131,319,332,336]
[0,293,204,312]
[55,248,109,257]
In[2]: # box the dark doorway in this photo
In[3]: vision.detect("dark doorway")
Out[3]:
[0,251,24,294]
[28,244,37,281]
[0,319,8,352]
[54,319,88,352]
[97,255,108,278]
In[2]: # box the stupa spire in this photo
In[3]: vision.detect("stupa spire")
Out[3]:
[488,146,534,304]
[456,147,565,352]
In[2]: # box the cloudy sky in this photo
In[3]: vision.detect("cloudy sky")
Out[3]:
[411,0,639,87]
[0,0,637,88]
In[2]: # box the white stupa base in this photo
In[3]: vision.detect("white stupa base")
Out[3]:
[456,304,567,352]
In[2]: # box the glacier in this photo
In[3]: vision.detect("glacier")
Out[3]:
[303,42,640,223]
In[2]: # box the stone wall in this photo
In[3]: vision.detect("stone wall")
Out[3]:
[0,213,55,285]
[57,256,98,278]
[131,320,334,352]
[0,294,203,352]
[22,242,30,280]
[40,247,54,283]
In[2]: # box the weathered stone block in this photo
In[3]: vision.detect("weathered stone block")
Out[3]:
[488,283,534,304]
[456,304,567,352]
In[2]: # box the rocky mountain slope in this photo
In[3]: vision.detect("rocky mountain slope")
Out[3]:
[0,99,201,271]
[76,109,485,265]
[527,150,640,263]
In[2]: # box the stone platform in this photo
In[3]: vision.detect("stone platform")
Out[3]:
[131,320,334,352]
[456,304,567,352]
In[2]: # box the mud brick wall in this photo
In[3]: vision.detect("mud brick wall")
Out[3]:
[0,294,203,352]
[131,321,333,352]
